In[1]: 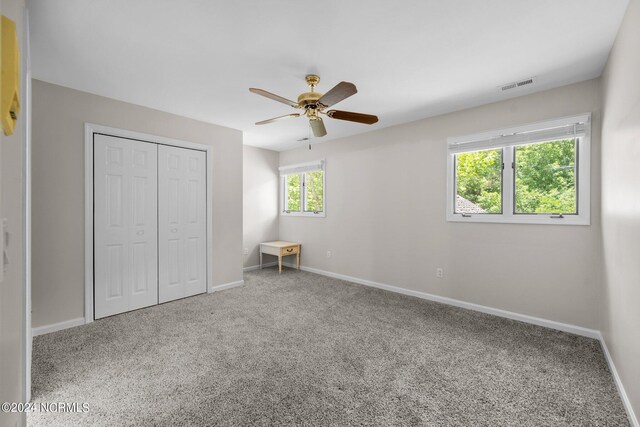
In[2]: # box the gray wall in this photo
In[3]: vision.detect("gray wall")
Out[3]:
[0,1,27,426]
[31,80,243,328]
[280,79,602,330]
[243,146,279,268]
[601,0,640,419]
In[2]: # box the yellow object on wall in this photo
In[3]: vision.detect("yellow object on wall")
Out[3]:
[1,15,20,136]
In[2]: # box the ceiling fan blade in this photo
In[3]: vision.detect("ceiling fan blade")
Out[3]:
[255,113,301,125]
[326,110,379,125]
[249,88,299,108]
[310,118,327,137]
[317,81,357,108]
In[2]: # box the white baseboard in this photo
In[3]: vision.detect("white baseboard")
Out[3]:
[208,279,245,293]
[599,333,639,427]
[34,281,246,336]
[32,317,85,337]
[292,264,600,339]
[243,262,277,272]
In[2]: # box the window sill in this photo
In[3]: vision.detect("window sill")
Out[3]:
[281,212,326,218]
[446,214,590,225]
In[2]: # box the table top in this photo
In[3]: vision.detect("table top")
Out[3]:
[260,240,300,248]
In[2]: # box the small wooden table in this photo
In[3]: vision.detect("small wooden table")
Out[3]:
[260,241,300,273]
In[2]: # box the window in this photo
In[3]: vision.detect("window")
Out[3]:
[280,160,325,216]
[447,114,590,225]
[514,139,577,215]
[455,148,503,214]
[284,174,301,212]
[304,170,324,213]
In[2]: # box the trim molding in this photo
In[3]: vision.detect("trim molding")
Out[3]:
[243,262,277,272]
[208,279,245,293]
[287,264,600,339]
[599,333,639,427]
[32,317,85,337]
[31,279,245,336]
[23,9,33,403]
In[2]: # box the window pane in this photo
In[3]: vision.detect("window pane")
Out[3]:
[304,170,324,212]
[514,139,576,214]
[455,149,502,214]
[285,174,301,211]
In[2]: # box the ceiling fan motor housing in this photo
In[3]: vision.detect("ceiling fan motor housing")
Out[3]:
[298,75,323,110]
[297,91,323,109]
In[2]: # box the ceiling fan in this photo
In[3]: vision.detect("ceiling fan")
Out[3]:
[249,75,378,138]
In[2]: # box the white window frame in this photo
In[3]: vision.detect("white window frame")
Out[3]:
[280,160,326,217]
[446,114,591,225]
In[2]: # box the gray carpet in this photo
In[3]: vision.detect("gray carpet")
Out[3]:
[30,267,628,426]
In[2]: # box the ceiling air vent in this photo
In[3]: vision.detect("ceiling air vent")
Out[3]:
[499,77,536,92]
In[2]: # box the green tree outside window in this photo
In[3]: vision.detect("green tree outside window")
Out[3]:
[515,139,576,214]
[455,149,502,213]
[304,171,323,212]
[455,139,577,215]
[285,174,301,211]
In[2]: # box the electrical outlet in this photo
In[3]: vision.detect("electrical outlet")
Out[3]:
[436,267,444,279]
[326,250,332,258]
[243,248,249,255]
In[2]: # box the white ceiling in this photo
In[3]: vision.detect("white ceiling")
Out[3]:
[28,0,628,151]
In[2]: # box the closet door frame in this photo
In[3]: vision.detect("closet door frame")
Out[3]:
[84,123,213,324]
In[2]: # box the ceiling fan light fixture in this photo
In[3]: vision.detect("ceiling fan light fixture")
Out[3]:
[249,75,378,139]
[309,116,327,138]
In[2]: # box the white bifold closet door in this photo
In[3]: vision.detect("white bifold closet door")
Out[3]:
[94,134,159,319]
[158,145,207,303]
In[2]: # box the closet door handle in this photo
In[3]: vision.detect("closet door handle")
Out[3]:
[136,230,144,236]
[171,228,178,233]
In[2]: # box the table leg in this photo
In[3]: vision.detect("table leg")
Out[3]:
[260,251,262,269]
[296,252,300,270]
[278,255,282,273]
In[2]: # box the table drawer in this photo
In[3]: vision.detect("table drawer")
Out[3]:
[280,246,299,256]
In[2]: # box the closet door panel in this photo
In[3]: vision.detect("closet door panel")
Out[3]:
[183,149,207,297]
[158,145,207,303]
[94,134,158,319]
